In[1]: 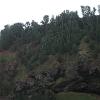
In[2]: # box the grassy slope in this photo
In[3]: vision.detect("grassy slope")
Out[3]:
[55,92,100,100]
[0,51,16,63]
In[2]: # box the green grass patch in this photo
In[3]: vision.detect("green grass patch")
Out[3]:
[15,65,27,81]
[55,92,97,100]
[0,54,16,63]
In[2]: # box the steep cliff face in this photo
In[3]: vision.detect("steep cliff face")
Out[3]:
[13,60,100,100]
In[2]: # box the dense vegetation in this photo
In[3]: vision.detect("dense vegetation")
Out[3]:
[0,5,100,100]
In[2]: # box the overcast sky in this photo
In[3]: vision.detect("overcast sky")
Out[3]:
[0,0,99,30]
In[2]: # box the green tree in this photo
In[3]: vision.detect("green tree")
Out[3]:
[41,15,49,25]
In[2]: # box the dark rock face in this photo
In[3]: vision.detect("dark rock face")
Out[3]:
[14,66,65,99]
[69,61,100,94]
[15,66,66,92]
[14,63,100,99]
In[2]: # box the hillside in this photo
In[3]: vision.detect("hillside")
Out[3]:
[0,6,100,100]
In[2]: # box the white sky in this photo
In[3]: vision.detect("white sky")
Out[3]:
[0,0,99,30]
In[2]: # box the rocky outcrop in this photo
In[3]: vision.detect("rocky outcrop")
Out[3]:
[14,61,100,99]
[14,66,65,99]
